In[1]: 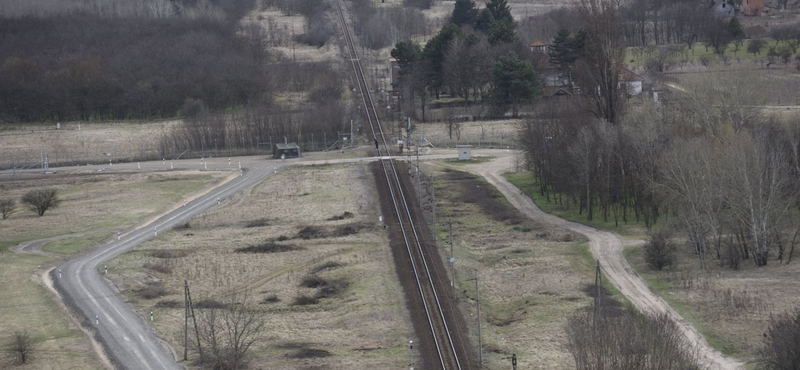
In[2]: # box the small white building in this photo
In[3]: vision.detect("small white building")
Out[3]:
[618,67,643,96]
[457,145,472,161]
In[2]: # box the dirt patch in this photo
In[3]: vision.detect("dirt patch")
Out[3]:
[235,242,301,254]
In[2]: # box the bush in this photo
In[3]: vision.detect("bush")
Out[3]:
[21,188,60,216]
[566,308,698,370]
[644,228,676,271]
[0,198,15,219]
[756,308,800,370]
[136,283,168,300]
[261,295,280,304]
[6,331,37,364]
[292,295,319,306]
[235,242,300,253]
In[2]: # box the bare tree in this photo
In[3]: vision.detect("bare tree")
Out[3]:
[575,0,626,124]
[723,133,792,266]
[566,308,698,370]
[0,198,15,219]
[21,188,61,216]
[6,331,37,365]
[195,293,264,370]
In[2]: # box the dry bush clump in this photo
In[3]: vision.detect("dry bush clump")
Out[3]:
[310,261,343,274]
[5,331,38,365]
[260,295,280,304]
[300,274,350,299]
[291,348,332,358]
[144,261,173,274]
[151,250,188,259]
[566,307,699,370]
[235,242,301,254]
[155,300,181,308]
[326,211,354,221]
[244,218,271,228]
[756,307,800,370]
[292,295,319,306]
[137,282,168,300]
[194,300,226,309]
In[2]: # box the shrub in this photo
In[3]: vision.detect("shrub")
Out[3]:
[21,188,60,216]
[261,295,280,304]
[0,198,15,219]
[756,308,800,370]
[137,283,168,300]
[644,227,676,271]
[235,242,300,253]
[292,295,319,306]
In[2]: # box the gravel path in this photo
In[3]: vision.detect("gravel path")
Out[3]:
[470,155,743,370]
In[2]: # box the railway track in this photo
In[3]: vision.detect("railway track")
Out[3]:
[332,0,473,369]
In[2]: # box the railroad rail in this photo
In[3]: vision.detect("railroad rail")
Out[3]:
[332,1,473,369]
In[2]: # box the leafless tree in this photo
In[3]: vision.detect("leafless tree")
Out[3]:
[575,0,627,124]
[722,133,793,266]
[6,331,37,365]
[566,308,698,370]
[195,292,264,370]
[0,198,15,219]
[21,188,61,217]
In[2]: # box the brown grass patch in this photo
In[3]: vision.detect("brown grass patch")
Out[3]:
[137,282,168,300]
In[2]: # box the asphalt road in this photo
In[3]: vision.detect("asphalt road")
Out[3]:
[50,161,279,370]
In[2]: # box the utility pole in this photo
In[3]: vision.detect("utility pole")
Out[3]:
[469,275,482,368]
[184,281,202,361]
[448,218,455,299]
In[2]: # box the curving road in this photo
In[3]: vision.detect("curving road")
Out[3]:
[49,161,280,370]
[470,155,743,370]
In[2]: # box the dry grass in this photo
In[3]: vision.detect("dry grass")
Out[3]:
[109,164,412,369]
[425,163,595,370]
[0,170,224,370]
[0,120,178,169]
[625,244,800,362]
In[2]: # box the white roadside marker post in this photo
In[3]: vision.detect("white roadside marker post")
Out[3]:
[154,227,158,236]
[104,265,108,275]
[58,269,62,279]
[150,311,154,322]
[217,198,220,205]
[138,162,141,170]
[117,231,120,241]
[170,162,174,170]
[95,315,99,326]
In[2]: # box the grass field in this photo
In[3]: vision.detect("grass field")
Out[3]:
[0,120,178,169]
[107,164,412,369]
[0,170,226,369]
[423,163,625,370]
[625,242,800,366]
[624,39,787,67]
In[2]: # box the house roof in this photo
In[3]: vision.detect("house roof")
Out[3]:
[618,67,643,82]
[529,40,547,47]
[275,143,300,150]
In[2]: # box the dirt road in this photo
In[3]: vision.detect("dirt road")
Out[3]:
[470,155,743,370]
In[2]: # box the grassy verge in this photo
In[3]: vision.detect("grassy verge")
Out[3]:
[623,244,742,359]
[624,39,782,67]
[428,165,625,369]
[503,172,650,238]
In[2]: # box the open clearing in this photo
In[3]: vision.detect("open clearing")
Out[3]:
[626,243,800,365]
[421,160,614,369]
[0,121,178,169]
[107,163,412,369]
[0,170,226,370]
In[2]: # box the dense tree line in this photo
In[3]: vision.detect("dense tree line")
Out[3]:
[390,0,541,121]
[0,6,265,123]
[520,73,800,268]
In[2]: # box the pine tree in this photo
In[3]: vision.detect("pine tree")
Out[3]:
[491,54,542,117]
[485,0,513,24]
[451,0,478,27]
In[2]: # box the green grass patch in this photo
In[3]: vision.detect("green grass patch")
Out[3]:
[624,39,781,67]
[503,172,649,238]
[443,156,494,165]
